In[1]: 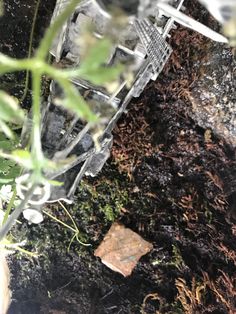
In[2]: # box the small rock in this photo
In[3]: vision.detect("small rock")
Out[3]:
[189,43,236,147]
[94,222,153,277]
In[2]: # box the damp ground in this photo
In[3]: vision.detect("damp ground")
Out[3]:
[0,1,236,313]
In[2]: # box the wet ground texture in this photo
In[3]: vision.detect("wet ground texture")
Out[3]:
[0,0,56,105]
[0,0,236,313]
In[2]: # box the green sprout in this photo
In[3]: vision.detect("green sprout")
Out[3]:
[0,0,122,239]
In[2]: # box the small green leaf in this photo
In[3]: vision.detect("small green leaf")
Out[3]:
[77,38,123,85]
[55,79,97,122]
[0,178,14,184]
[0,159,13,172]
[80,64,123,85]
[48,179,64,186]
[12,149,32,166]
[5,164,21,179]
[80,38,112,71]
[0,149,33,169]
[0,90,25,124]
[0,120,15,139]
[0,132,19,148]
[0,140,15,150]
[0,132,21,186]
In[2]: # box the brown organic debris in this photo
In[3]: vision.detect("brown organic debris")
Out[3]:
[175,277,205,314]
[94,222,153,277]
[141,293,163,314]
[203,271,236,314]
[216,242,236,266]
[112,102,155,177]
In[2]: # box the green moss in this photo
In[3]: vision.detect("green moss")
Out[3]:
[76,177,129,224]
[100,204,116,222]
[10,169,130,262]
[171,244,185,270]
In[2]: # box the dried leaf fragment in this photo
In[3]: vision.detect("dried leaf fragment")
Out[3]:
[94,222,153,276]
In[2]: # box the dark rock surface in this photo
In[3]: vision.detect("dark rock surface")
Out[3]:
[190,43,236,147]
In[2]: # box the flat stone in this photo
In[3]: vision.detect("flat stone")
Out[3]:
[189,43,236,147]
[94,222,153,277]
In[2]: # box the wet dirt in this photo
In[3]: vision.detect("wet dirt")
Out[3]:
[0,0,56,105]
[0,0,236,313]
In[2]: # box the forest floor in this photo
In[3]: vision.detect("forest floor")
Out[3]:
[0,0,236,313]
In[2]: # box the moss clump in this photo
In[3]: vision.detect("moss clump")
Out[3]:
[76,177,129,224]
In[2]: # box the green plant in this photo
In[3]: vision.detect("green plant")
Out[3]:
[43,201,91,252]
[77,178,128,225]
[171,244,185,270]
[0,0,122,240]
[0,133,21,186]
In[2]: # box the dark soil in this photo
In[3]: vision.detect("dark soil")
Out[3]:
[0,1,236,314]
[0,0,56,105]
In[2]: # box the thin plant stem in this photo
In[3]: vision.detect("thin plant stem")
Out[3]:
[2,188,17,226]
[58,200,78,232]
[58,201,91,247]
[20,0,41,103]
[3,165,25,225]
[31,70,44,176]
[43,210,77,233]
[13,246,38,257]
[67,233,77,252]
[75,234,91,247]
[0,184,37,241]
[43,206,91,247]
